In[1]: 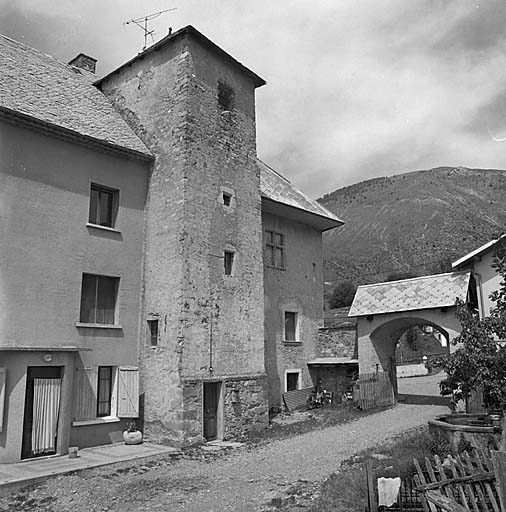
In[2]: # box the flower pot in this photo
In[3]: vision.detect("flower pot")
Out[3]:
[123,429,143,445]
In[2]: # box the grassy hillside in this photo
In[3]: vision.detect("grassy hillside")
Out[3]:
[319,166,506,285]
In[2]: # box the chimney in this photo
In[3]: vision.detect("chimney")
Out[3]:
[68,53,97,74]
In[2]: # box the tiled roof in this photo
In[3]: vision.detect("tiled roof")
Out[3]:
[0,34,150,157]
[258,159,343,226]
[349,271,471,317]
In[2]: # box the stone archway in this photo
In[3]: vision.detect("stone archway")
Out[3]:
[358,309,460,396]
[349,271,470,400]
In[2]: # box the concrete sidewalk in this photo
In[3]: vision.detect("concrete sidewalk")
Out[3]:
[0,442,179,496]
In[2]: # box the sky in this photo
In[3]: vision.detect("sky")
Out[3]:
[2,0,506,198]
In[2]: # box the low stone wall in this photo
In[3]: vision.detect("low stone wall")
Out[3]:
[397,363,428,378]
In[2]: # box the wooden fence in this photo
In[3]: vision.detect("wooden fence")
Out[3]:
[413,447,504,512]
[354,371,396,410]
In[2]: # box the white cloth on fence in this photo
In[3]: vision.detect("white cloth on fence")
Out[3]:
[377,477,401,507]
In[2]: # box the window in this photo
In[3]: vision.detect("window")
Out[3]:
[89,184,118,228]
[222,192,232,207]
[284,311,298,341]
[217,81,235,111]
[74,366,139,424]
[224,251,235,276]
[147,319,159,346]
[285,370,300,392]
[265,231,285,268]
[97,366,113,417]
[79,273,119,325]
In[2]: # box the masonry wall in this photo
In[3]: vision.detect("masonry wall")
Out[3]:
[263,212,324,409]
[317,326,357,359]
[0,120,148,460]
[472,252,501,318]
[100,31,267,444]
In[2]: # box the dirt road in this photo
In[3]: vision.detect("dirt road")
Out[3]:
[5,399,449,512]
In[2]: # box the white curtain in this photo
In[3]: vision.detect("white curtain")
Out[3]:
[31,378,61,455]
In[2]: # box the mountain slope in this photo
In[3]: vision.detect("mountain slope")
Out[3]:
[319,167,506,285]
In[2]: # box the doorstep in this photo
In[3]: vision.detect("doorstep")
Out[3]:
[0,442,179,497]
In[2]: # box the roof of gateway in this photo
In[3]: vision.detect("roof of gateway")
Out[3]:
[258,160,343,229]
[348,271,471,317]
[0,34,150,158]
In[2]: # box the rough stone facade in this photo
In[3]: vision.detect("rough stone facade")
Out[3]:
[100,29,267,445]
[317,326,357,359]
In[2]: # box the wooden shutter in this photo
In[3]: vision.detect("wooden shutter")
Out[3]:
[74,367,98,421]
[0,368,5,432]
[117,367,139,418]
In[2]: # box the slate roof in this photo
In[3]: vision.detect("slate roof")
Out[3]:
[258,159,343,227]
[0,34,150,158]
[349,271,471,317]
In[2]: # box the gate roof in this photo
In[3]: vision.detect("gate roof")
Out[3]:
[349,271,471,317]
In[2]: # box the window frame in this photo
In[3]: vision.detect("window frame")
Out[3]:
[265,230,286,269]
[78,273,120,327]
[88,183,119,229]
[284,369,302,393]
[284,311,299,342]
[147,318,159,346]
[97,366,113,417]
[224,250,235,276]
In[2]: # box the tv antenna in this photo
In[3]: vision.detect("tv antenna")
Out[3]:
[124,8,177,51]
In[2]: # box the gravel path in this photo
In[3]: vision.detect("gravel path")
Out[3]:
[1,377,449,511]
[156,402,447,511]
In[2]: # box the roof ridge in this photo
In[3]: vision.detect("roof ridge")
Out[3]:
[356,270,469,289]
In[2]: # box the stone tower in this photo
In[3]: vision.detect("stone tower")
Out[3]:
[99,26,268,444]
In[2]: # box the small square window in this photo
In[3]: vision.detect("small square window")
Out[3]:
[284,312,298,341]
[89,184,118,228]
[224,251,235,276]
[147,319,159,346]
[79,273,119,325]
[223,192,232,207]
[97,366,113,417]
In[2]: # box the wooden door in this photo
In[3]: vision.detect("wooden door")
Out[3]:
[21,366,62,459]
[203,382,220,441]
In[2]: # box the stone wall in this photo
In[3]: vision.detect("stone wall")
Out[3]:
[317,326,357,358]
[223,376,269,439]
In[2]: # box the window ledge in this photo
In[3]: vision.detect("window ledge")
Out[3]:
[86,223,121,234]
[75,322,123,329]
[72,417,120,427]
[283,341,302,346]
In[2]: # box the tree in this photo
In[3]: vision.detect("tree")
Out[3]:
[439,238,506,417]
[329,280,357,309]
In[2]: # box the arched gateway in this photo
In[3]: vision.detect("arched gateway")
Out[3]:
[349,272,471,397]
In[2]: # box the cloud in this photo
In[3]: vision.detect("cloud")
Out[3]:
[2,0,506,198]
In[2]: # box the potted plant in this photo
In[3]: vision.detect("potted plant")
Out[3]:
[123,421,143,445]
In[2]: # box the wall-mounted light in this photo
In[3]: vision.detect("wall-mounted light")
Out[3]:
[43,353,53,363]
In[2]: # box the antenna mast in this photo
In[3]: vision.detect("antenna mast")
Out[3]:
[124,8,177,51]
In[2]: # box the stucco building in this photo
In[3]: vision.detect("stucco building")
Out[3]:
[0,26,342,461]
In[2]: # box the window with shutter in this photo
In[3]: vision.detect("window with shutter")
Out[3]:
[0,368,5,433]
[117,367,139,418]
[74,367,98,422]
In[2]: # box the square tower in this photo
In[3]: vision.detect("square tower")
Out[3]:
[99,26,268,444]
